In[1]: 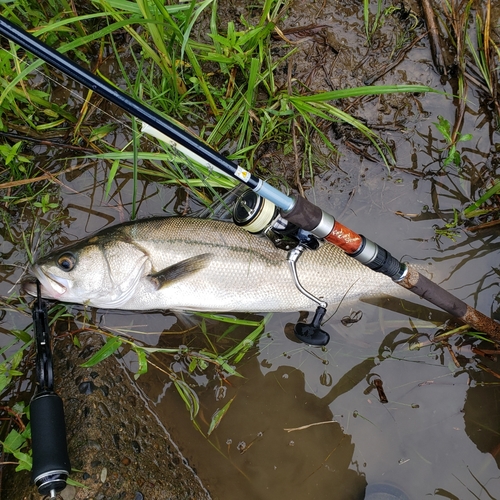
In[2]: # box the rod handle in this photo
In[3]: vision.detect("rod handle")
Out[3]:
[30,392,71,496]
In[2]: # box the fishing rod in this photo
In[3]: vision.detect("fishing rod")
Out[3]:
[1,15,499,344]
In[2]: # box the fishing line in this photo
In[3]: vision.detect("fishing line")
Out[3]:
[1,45,239,215]
[0,46,163,151]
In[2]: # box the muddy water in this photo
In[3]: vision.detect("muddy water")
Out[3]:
[1,0,500,499]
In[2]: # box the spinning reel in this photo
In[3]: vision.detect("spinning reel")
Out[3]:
[233,189,330,346]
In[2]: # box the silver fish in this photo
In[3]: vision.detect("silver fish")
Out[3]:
[24,217,401,312]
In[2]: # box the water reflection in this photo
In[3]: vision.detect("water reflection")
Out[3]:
[463,366,500,467]
[141,333,368,500]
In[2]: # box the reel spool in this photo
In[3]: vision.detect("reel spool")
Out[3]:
[233,188,278,234]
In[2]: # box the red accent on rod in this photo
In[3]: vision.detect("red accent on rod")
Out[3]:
[324,222,363,254]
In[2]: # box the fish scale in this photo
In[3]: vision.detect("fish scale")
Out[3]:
[27,217,402,313]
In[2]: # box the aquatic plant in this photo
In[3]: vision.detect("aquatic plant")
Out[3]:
[433,115,472,168]
[465,0,500,122]
[71,312,271,429]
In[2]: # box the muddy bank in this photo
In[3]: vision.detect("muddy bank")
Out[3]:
[3,333,211,500]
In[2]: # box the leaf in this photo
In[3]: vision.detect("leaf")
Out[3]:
[10,348,24,371]
[80,336,122,367]
[11,401,26,414]
[22,422,31,439]
[140,347,179,354]
[194,312,263,326]
[89,124,118,142]
[5,141,22,165]
[434,115,451,140]
[3,428,25,452]
[188,357,198,373]
[298,84,436,103]
[14,451,32,472]
[208,397,235,435]
[0,373,12,393]
[0,428,32,470]
[133,347,148,379]
[173,378,199,420]
[10,329,31,343]
[464,180,500,216]
[67,477,87,488]
[457,133,473,142]
[233,339,253,364]
[105,158,121,198]
[216,358,243,378]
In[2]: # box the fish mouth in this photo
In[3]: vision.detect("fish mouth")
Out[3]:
[22,266,67,299]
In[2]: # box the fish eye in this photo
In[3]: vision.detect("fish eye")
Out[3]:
[57,253,76,272]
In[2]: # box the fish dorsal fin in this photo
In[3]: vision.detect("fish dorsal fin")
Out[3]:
[149,253,212,290]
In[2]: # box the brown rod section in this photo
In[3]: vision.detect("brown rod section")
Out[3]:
[399,265,500,341]
[286,199,500,339]
[324,222,363,254]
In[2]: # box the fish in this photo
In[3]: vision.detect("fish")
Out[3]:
[23,217,402,313]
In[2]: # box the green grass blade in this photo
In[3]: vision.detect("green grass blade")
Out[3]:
[295,85,435,103]
[80,336,123,367]
[173,378,200,419]
[208,397,235,435]
[131,116,139,219]
[464,180,500,217]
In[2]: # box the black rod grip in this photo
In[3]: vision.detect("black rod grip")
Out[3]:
[30,392,70,496]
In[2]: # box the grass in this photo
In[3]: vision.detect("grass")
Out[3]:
[1,0,437,203]
[441,0,499,132]
[465,0,500,121]
[0,0,479,474]
[0,0,436,421]
[363,0,385,46]
[67,311,271,427]
[432,114,473,168]
[433,178,500,240]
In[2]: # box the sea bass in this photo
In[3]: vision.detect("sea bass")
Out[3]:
[25,217,401,312]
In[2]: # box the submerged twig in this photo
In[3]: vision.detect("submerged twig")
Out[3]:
[445,342,461,368]
[411,324,474,349]
[468,219,500,232]
[0,161,97,190]
[0,131,94,153]
[477,363,500,380]
[364,33,426,85]
[420,0,448,74]
[284,420,337,432]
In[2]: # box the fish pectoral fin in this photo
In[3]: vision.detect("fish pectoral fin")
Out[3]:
[148,253,212,290]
